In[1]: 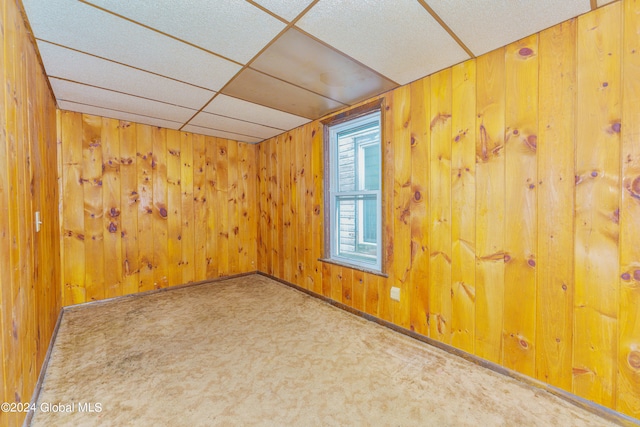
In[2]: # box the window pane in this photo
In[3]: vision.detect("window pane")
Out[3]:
[337,195,377,264]
[337,122,379,192]
[362,144,379,191]
[362,198,377,243]
[337,135,356,192]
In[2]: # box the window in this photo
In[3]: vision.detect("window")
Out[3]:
[328,110,382,271]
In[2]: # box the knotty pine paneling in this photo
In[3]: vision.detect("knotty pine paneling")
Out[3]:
[256,1,640,419]
[58,113,258,306]
[1,0,61,425]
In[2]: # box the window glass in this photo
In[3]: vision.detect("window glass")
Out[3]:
[328,111,381,271]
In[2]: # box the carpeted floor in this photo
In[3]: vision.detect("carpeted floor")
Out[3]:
[30,274,617,426]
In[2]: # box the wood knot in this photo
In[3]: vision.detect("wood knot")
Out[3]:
[591,171,598,178]
[630,176,640,199]
[110,207,120,218]
[519,47,534,57]
[108,222,117,233]
[611,122,621,133]
[311,130,316,137]
[635,269,640,281]
[159,207,168,218]
[411,136,416,146]
[526,135,537,151]
[528,259,536,267]
[628,351,640,370]
[519,339,529,349]
[513,129,519,135]
[621,272,631,281]
[562,283,568,291]
[504,254,511,262]
[414,191,421,202]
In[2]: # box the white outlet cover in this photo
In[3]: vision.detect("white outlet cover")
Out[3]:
[390,287,401,302]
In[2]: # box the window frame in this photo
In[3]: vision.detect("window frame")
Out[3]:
[321,99,385,275]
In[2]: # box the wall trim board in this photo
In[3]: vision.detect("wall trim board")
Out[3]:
[23,309,64,427]
[258,271,640,427]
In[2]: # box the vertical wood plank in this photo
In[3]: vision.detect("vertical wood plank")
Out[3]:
[342,267,353,306]
[205,137,218,278]
[409,77,430,335]
[136,125,154,292]
[0,1,9,406]
[274,135,283,278]
[574,3,621,407]
[365,273,380,317]
[536,20,577,391]
[227,139,240,275]
[304,125,315,290]
[451,60,477,353]
[475,47,506,364]
[282,133,292,283]
[166,129,182,286]
[311,123,324,295]
[180,132,195,283]
[352,268,365,312]
[216,138,229,276]
[238,142,250,273]
[268,138,277,276]
[152,126,168,289]
[429,69,453,343]
[380,93,394,322]
[101,117,123,298]
[294,130,304,286]
[247,143,258,272]
[61,112,86,304]
[503,34,539,376]
[119,121,139,295]
[193,134,207,280]
[82,114,104,302]
[617,0,640,417]
[392,86,412,329]
[257,143,267,272]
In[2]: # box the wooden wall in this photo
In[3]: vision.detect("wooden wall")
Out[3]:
[58,113,258,305]
[0,0,61,426]
[257,1,640,419]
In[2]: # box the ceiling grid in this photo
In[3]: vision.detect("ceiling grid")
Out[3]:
[22,0,594,143]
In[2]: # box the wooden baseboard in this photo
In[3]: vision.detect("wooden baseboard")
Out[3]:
[258,271,640,427]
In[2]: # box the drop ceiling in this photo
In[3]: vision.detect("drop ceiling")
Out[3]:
[22,0,608,144]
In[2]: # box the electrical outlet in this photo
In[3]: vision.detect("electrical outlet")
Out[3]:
[390,287,400,302]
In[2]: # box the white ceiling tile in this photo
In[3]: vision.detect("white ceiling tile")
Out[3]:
[182,125,264,144]
[204,95,310,130]
[50,78,197,123]
[189,112,284,139]
[426,0,591,56]
[597,0,616,5]
[296,0,469,85]
[38,41,215,110]
[22,0,241,90]
[251,0,315,21]
[87,0,286,63]
[58,101,183,130]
